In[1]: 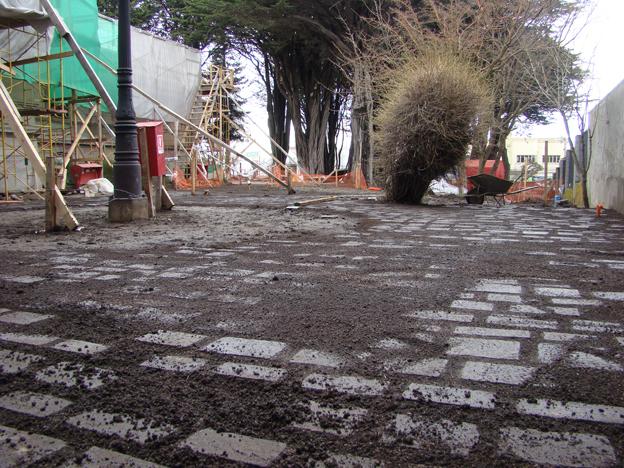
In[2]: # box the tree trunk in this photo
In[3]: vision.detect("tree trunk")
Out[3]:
[264,58,291,164]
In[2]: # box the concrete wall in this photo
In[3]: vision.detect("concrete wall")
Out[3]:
[589,79,624,214]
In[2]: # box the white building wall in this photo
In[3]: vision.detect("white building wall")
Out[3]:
[506,136,567,178]
[589,79,624,214]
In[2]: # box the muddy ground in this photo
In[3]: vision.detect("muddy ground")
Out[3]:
[0,184,623,467]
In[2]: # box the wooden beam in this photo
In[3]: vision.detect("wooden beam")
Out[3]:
[10,51,74,67]
[59,104,98,188]
[0,62,15,76]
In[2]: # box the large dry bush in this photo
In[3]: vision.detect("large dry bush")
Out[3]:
[377,53,490,203]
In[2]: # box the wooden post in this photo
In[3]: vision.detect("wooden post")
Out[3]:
[523,158,528,188]
[45,146,56,231]
[543,140,549,206]
[191,147,197,195]
[458,163,466,197]
[138,128,155,218]
[97,99,103,163]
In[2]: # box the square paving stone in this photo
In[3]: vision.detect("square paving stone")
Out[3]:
[572,320,624,333]
[52,340,108,355]
[215,362,286,382]
[0,332,58,346]
[316,453,382,468]
[0,311,54,325]
[517,399,624,425]
[36,362,116,389]
[461,361,535,385]
[203,337,287,359]
[292,401,367,436]
[181,428,287,467]
[302,373,386,396]
[498,426,617,467]
[289,349,345,368]
[447,337,520,360]
[141,355,207,373]
[403,383,496,409]
[472,282,522,295]
[0,349,44,374]
[66,410,174,444]
[137,330,208,348]
[593,291,624,301]
[68,446,165,467]
[0,391,72,417]
[0,424,66,467]
[537,343,564,364]
[543,332,594,342]
[391,414,479,457]
[487,294,522,303]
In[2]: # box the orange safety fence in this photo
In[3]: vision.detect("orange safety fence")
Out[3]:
[267,165,369,190]
[171,167,223,190]
[505,181,557,204]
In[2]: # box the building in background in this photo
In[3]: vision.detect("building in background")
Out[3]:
[506,136,567,180]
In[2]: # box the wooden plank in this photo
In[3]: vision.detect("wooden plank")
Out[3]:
[18,108,67,116]
[161,185,175,210]
[59,104,98,188]
[0,62,15,76]
[138,129,155,218]
[294,196,338,207]
[10,51,74,67]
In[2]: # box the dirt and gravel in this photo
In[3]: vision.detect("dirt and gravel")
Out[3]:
[0,184,623,467]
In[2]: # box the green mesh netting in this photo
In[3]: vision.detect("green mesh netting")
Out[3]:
[22,0,118,109]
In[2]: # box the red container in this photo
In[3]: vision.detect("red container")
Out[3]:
[70,162,103,187]
[465,159,505,191]
[137,121,166,177]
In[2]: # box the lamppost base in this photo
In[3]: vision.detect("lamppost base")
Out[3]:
[108,197,149,222]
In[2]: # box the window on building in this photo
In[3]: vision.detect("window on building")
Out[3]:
[516,155,536,163]
[542,154,561,163]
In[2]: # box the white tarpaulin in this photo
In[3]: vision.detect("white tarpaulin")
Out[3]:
[129,26,201,120]
[0,0,53,63]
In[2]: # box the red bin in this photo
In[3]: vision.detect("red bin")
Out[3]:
[70,162,103,187]
[137,121,166,177]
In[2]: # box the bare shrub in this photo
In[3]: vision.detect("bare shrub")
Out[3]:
[377,52,490,203]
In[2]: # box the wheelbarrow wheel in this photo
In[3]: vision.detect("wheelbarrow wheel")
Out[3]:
[465,189,484,205]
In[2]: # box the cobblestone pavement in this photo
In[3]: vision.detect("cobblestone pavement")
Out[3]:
[0,189,623,467]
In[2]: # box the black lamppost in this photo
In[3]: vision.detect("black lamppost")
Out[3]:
[108,0,148,221]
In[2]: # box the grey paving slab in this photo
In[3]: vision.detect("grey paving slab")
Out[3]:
[487,294,522,303]
[0,348,44,374]
[450,300,493,312]
[454,326,530,339]
[0,311,54,325]
[461,361,536,385]
[472,283,522,295]
[447,337,520,360]
[535,287,581,298]
[289,349,345,368]
[487,315,558,330]
[568,352,623,372]
[517,399,624,424]
[391,414,479,457]
[398,358,448,377]
[67,446,166,467]
[0,424,66,467]
[0,391,72,417]
[292,400,367,436]
[140,355,207,372]
[302,373,386,396]
[406,310,473,323]
[572,320,624,333]
[136,330,207,347]
[593,291,624,301]
[36,362,116,389]
[215,362,286,382]
[543,332,595,342]
[52,340,108,355]
[0,332,58,346]
[0,275,44,283]
[203,337,287,358]
[537,343,564,364]
[181,428,287,467]
[66,410,174,444]
[374,338,408,350]
[403,383,496,409]
[551,298,602,306]
[509,304,547,315]
[498,426,617,467]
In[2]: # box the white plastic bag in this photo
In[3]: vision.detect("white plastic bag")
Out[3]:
[82,178,114,197]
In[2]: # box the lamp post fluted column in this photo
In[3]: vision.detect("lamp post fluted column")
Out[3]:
[108,0,148,222]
